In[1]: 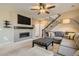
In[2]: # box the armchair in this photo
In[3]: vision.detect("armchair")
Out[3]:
[53,31,65,44]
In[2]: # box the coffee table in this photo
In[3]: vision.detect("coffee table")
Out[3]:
[32,38,53,50]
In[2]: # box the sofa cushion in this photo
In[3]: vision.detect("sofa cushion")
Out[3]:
[54,31,64,37]
[74,33,79,49]
[61,39,77,49]
[68,33,75,40]
[58,45,76,56]
[53,37,62,44]
[75,38,79,49]
[53,37,62,40]
[74,33,79,42]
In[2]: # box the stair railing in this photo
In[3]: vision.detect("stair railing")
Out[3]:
[42,14,61,37]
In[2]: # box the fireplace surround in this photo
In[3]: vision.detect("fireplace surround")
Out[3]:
[20,32,30,38]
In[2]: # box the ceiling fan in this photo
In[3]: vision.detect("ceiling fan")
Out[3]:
[31,3,55,15]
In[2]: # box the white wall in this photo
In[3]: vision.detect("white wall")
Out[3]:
[51,9,79,32]
[12,9,34,42]
[0,6,14,45]
[51,21,79,32]
[0,6,34,45]
[32,19,49,38]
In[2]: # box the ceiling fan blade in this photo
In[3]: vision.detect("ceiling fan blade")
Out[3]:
[45,11,50,14]
[47,5,55,9]
[31,9,39,10]
[31,6,40,10]
[39,3,42,6]
[39,3,45,6]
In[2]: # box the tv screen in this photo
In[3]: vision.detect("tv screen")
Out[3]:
[18,14,31,25]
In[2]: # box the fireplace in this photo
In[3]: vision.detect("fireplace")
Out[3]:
[20,32,30,38]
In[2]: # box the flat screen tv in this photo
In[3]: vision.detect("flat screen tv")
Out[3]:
[18,14,31,25]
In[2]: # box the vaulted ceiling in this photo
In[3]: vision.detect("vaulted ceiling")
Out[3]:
[0,3,79,19]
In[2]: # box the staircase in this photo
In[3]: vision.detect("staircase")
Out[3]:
[72,18,79,25]
[42,14,61,38]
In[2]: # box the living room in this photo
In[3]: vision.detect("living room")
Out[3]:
[0,3,79,56]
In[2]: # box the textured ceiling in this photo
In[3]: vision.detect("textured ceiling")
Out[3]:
[0,3,79,19]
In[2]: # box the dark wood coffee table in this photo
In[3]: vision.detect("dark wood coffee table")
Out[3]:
[32,38,53,50]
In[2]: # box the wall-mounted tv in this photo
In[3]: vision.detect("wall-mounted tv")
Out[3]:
[18,14,31,25]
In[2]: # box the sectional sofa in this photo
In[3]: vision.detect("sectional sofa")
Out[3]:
[56,33,79,56]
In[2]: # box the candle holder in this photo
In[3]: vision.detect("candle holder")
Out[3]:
[4,20,11,28]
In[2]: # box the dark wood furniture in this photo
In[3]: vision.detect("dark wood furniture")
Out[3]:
[32,38,53,50]
[14,26,34,29]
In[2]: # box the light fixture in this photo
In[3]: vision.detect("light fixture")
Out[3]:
[39,9,45,13]
[62,19,70,24]
[31,3,55,15]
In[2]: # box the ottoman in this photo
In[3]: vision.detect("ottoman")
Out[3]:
[32,38,53,50]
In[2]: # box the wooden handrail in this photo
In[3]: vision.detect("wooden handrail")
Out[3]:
[42,14,61,31]
[72,19,79,25]
[42,14,61,37]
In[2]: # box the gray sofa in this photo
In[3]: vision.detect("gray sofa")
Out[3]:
[53,31,64,44]
[57,33,79,56]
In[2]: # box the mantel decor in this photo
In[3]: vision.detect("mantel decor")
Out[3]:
[4,20,11,28]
